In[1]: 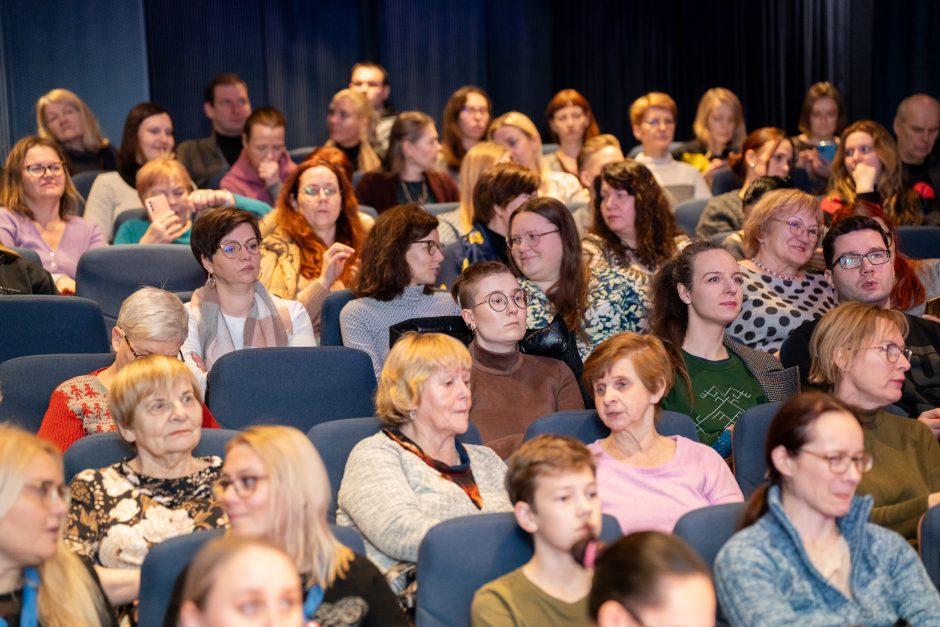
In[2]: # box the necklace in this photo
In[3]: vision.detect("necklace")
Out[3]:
[400,178,428,204]
[751,256,798,281]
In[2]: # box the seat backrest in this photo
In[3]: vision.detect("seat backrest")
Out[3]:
[0,296,110,364]
[919,504,940,589]
[308,416,482,523]
[675,197,710,237]
[320,289,355,346]
[415,512,621,627]
[12,246,42,267]
[522,409,698,444]
[358,204,378,219]
[64,429,238,482]
[898,226,940,260]
[288,146,315,162]
[72,170,103,202]
[711,169,744,195]
[423,201,459,216]
[110,208,148,242]
[731,401,784,497]
[673,502,746,570]
[0,352,114,433]
[205,347,376,431]
[75,245,206,329]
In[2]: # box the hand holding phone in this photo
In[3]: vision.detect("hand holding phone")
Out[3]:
[145,193,173,220]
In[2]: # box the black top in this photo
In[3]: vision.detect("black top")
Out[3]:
[215,131,243,167]
[0,250,58,295]
[64,144,118,176]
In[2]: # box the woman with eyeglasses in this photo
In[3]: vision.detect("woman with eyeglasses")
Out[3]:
[340,204,460,378]
[507,197,645,362]
[355,111,459,215]
[715,392,940,625]
[730,189,837,353]
[809,302,940,543]
[259,159,368,340]
[0,424,118,626]
[451,261,583,457]
[439,86,493,181]
[38,287,219,452]
[182,207,315,392]
[0,136,104,294]
[65,355,226,620]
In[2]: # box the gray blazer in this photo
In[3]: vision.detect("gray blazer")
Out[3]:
[725,336,800,401]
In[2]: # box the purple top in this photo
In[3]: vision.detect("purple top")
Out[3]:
[220,150,296,205]
[588,435,743,535]
[0,208,104,279]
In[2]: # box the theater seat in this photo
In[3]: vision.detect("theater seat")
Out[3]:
[423,201,459,216]
[320,289,355,346]
[675,197,710,237]
[522,409,699,443]
[673,502,746,569]
[920,504,940,589]
[731,401,784,497]
[0,296,110,364]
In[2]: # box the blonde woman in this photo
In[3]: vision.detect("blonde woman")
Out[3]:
[674,87,746,181]
[0,424,116,626]
[436,141,510,244]
[490,111,588,205]
[324,89,381,174]
[216,425,407,625]
[35,88,118,175]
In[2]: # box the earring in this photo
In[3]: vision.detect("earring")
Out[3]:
[207,273,216,288]
[409,409,416,421]
[748,161,757,168]
[468,322,476,333]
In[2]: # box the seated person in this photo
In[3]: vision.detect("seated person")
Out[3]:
[355,111,459,214]
[453,261,583,457]
[714,392,940,625]
[178,536,304,627]
[673,87,746,183]
[718,175,793,259]
[589,531,716,627]
[220,107,296,205]
[36,88,118,175]
[0,243,57,295]
[570,134,625,235]
[471,435,601,625]
[182,207,315,392]
[0,424,117,626]
[792,82,845,194]
[544,88,601,177]
[114,155,270,245]
[810,301,940,543]
[584,332,742,534]
[435,141,510,245]
[66,355,226,620]
[337,333,512,604]
[324,89,382,174]
[0,136,104,294]
[340,204,460,378]
[629,92,710,206]
[38,287,219,452]
[439,86,494,180]
[652,241,799,456]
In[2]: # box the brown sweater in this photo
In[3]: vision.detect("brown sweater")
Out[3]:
[468,341,584,458]
[355,171,459,214]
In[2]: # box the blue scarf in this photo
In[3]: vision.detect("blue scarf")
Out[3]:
[0,567,39,627]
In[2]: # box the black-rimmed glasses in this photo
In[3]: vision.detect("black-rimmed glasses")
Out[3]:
[414,240,445,255]
[213,475,269,499]
[24,162,64,177]
[473,289,527,312]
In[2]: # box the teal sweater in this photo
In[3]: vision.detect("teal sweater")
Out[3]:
[113,194,271,245]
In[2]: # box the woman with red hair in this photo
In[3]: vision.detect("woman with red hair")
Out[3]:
[544,89,601,177]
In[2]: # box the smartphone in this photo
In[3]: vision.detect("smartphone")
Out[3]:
[817,141,837,163]
[926,295,940,317]
[144,193,173,220]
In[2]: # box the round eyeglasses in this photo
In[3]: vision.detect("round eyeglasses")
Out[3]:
[799,449,874,474]
[863,342,912,363]
[771,217,821,240]
[473,289,527,312]
[832,249,891,270]
[218,239,261,259]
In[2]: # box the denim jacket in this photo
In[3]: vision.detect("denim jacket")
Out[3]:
[714,485,940,626]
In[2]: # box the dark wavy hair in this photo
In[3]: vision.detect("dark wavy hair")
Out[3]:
[440,86,492,170]
[353,204,438,300]
[591,160,679,270]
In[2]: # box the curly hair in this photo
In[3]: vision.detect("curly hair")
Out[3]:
[590,160,679,270]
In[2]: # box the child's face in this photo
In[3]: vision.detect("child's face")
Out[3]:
[524,468,601,555]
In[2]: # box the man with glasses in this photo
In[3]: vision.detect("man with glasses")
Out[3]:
[349,61,395,157]
[781,216,940,435]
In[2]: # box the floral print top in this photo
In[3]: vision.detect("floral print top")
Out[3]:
[519,265,647,361]
[66,456,226,569]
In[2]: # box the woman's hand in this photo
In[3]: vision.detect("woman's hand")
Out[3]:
[189,352,208,373]
[55,275,76,295]
[319,243,355,288]
[851,162,879,194]
[797,149,832,179]
[258,152,285,187]
[140,210,187,245]
[189,189,234,215]
[917,407,940,439]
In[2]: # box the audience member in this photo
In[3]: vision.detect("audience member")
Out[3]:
[571,134,625,234]
[84,102,175,240]
[717,175,794,259]
[732,189,837,352]
[325,89,382,174]
[178,536,304,627]
[349,61,396,156]
[219,107,295,205]
[114,156,269,245]
[714,392,940,625]
[544,89,601,177]
[792,82,846,193]
[340,204,460,378]
[895,93,940,218]
[259,158,367,339]
[674,87,746,183]
[780,216,940,424]
[437,141,510,244]
[490,112,588,205]
[215,426,408,625]
[176,73,252,187]
[440,86,493,180]
[630,92,710,206]
[356,111,459,213]
[337,332,512,605]
[824,119,925,225]
[471,435,601,625]
[508,197,646,360]
[0,136,103,293]
[0,243,57,295]
[589,531,715,627]
[38,287,219,451]
[35,88,118,175]
[652,241,799,456]
[695,127,792,239]
[584,333,742,534]
[0,424,118,627]
[809,302,940,543]
[65,355,226,619]
[182,207,315,391]
[452,262,583,457]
